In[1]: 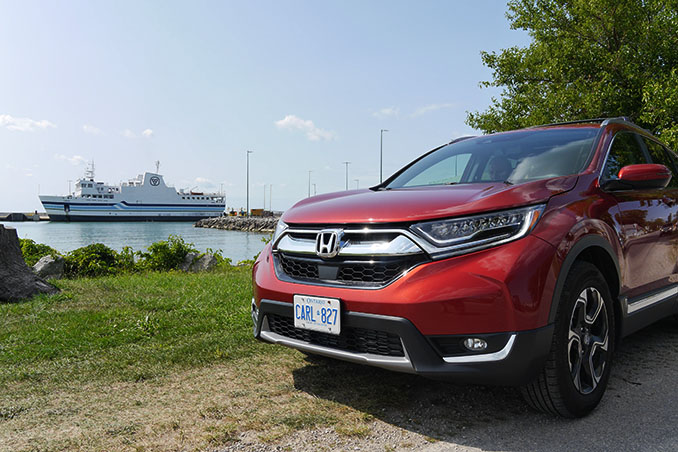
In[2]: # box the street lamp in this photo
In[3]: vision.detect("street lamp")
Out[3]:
[380,129,389,183]
[312,183,317,195]
[354,179,359,189]
[246,150,253,216]
[342,161,351,190]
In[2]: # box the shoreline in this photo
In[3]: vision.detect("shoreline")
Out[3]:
[194,215,279,233]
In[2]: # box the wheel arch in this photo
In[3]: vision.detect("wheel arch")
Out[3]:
[548,236,621,329]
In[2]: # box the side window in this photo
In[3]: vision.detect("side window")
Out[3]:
[643,137,678,188]
[602,132,648,181]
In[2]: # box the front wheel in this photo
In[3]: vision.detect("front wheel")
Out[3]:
[522,261,615,417]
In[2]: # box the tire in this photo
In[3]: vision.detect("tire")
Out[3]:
[521,261,615,417]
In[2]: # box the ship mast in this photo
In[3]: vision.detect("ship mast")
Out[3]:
[85,161,95,181]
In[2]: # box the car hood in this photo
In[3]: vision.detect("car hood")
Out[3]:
[282,175,578,225]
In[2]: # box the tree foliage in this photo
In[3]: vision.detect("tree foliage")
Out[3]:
[467,0,678,148]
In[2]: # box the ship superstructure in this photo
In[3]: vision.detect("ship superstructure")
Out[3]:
[39,163,225,221]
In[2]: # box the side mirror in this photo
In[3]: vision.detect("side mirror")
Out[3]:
[602,163,672,191]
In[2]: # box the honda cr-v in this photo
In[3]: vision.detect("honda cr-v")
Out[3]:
[252,118,678,417]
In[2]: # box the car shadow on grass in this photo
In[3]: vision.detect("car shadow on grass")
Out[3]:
[292,317,678,451]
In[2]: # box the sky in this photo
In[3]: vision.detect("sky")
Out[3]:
[0,0,531,213]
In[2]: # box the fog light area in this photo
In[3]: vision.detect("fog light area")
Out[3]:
[464,337,488,351]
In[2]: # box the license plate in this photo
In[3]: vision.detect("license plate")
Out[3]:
[293,295,341,335]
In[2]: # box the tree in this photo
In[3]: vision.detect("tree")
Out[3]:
[467,0,678,149]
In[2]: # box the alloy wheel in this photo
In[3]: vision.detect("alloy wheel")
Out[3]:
[567,287,609,395]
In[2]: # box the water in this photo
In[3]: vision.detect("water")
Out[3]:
[1,221,268,263]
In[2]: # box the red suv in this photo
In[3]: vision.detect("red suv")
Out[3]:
[252,118,678,417]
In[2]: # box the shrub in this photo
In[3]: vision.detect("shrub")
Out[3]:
[19,238,60,266]
[137,235,198,271]
[64,243,120,277]
[205,248,232,268]
[117,246,137,273]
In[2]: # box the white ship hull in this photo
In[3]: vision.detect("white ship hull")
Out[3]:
[40,196,224,221]
[39,169,225,222]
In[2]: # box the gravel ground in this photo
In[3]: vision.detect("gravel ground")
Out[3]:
[215,317,678,452]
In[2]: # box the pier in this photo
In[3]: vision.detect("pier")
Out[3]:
[0,212,50,222]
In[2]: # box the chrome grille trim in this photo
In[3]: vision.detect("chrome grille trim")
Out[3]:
[276,233,423,256]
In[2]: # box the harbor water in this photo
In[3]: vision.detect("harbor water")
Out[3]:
[1,221,267,263]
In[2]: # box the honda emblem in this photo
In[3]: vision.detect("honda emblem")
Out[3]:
[315,229,343,258]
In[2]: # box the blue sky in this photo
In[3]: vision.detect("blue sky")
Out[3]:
[0,0,530,212]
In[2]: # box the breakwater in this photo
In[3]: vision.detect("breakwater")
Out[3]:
[194,216,279,233]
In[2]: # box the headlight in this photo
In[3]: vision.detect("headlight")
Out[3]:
[272,219,288,246]
[410,204,545,258]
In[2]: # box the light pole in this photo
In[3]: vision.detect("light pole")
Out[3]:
[312,183,317,195]
[308,170,312,197]
[354,179,359,189]
[246,150,253,216]
[342,161,350,190]
[269,184,272,211]
[380,129,389,183]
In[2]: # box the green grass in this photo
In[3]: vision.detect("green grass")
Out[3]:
[0,266,265,387]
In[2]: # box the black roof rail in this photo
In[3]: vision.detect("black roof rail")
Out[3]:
[527,118,608,128]
[600,117,633,126]
[448,135,475,144]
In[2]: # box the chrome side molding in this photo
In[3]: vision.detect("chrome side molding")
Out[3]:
[625,285,678,315]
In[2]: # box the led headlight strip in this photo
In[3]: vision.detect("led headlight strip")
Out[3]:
[410,204,545,258]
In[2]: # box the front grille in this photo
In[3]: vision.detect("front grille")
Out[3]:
[337,262,405,283]
[276,253,424,287]
[280,255,319,279]
[267,313,404,357]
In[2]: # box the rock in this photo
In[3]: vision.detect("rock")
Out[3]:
[0,225,58,302]
[190,254,217,272]
[179,252,199,272]
[33,255,65,280]
[194,215,279,232]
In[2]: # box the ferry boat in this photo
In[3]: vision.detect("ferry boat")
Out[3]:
[39,163,226,221]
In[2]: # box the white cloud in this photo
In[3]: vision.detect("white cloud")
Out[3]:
[275,115,336,141]
[372,107,399,119]
[82,124,102,135]
[0,114,56,132]
[142,128,154,138]
[121,129,136,138]
[411,103,457,117]
[54,154,87,166]
[195,177,216,189]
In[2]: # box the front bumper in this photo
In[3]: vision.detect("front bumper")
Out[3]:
[253,299,554,386]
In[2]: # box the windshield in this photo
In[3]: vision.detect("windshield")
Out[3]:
[385,128,599,189]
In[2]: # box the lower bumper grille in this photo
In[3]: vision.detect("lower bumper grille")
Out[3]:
[267,313,405,357]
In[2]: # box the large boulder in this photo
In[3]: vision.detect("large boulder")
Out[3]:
[179,252,199,272]
[190,254,217,272]
[0,225,58,302]
[33,255,65,280]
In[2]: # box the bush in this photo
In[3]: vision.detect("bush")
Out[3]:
[137,235,198,271]
[64,243,120,277]
[19,238,60,266]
